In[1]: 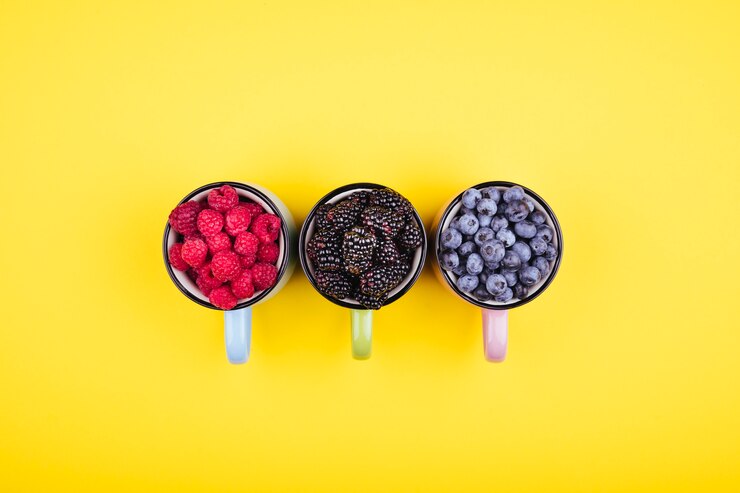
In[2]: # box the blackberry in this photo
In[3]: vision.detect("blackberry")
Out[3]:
[359,265,404,297]
[307,229,340,262]
[342,226,376,275]
[315,270,353,300]
[387,261,410,282]
[369,188,412,217]
[353,287,386,310]
[326,198,362,231]
[361,206,405,238]
[375,237,401,266]
[313,203,333,231]
[397,220,423,251]
[310,230,343,271]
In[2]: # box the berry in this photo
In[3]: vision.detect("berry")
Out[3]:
[452,264,466,276]
[250,213,281,243]
[544,244,558,261]
[457,241,476,258]
[397,221,423,250]
[461,189,482,209]
[474,285,492,302]
[513,220,537,239]
[502,270,518,287]
[533,257,550,277]
[168,243,189,271]
[474,227,495,247]
[369,188,411,216]
[354,289,386,310]
[168,201,201,236]
[501,250,522,271]
[307,229,340,262]
[529,210,547,225]
[485,274,508,296]
[361,206,405,238]
[197,209,224,237]
[209,285,238,310]
[440,250,459,271]
[485,261,500,271]
[239,253,256,269]
[490,215,508,232]
[313,204,333,231]
[342,226,376,275]
[327,199,363,231]
[257,242,280,264]
[231,270,255,299]
[466,253,484,275]
[234,231,259,256]
[524,197,535,212]
[479,240,505,263]
[529,237,548,256]
[478,214,493,228]
[494,287,514,303]
[360,266,403,297]
[518,266,542,286]
[196,266,222,296]
[511,241,532,263]
[181,237,208,268]
[480,187,501,203]
[252,263,278,291]
[536,224,554,243]
[496,228,516,247]
[315,270,353,300]
[211,250,241,281]
[242,202,264,221]
[375,237,402,266]
[456,274,479,293]
[513,283,529,300]
[206,232,232,254]
[225,206,252,236]
[456,214,479,235]
[313,234,343,271]
[476,198,498,216]
[440,227,462,250]
[504,200,529,223]
[503,186,525,203]
[207,185,239,213]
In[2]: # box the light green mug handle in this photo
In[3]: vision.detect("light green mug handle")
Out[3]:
[350,309,373,359]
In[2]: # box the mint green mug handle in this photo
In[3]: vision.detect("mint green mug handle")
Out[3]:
[350,309,372,359]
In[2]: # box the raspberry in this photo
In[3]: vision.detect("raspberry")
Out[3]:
[225,205,252,236]
[252,262,278,291]
[230,270,255,299]
[211,250,241,281]
[242,202,264,221]
[206,232,231,254]
[168,243,189,271]
[239,253,256,269]
[234,231,259,256]
[168,201,201,236]
[196,267,222,296]
[207,185,239,213]
[250,213,281,243]
[257,242,280,264]
[209,285,238,310]
[181,237,208,268]
[197,209,224,237]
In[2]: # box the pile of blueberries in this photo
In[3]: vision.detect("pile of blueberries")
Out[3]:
[438,185,558,303]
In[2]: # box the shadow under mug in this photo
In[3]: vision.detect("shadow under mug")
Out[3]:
[431,181,563,362]
[162,181,297,364]
[299,183,427,359]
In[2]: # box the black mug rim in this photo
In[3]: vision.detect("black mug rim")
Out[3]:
[434,181,563,310]
[162,181,292,311]
[298,182,428,310]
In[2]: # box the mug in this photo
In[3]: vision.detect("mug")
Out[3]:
[163,181,296,364]
[299,183,427,359]
[431,181,563,362]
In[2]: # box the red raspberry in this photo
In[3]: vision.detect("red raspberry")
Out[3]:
[230,270,255,299]
[181,237,208,268]
[209,285,238,310]
[197,209,224,237]
[243,202,264,221]
[257,242,280,264]
[250,213,281,243]
[239,253,256,269]
[168,201,201,236]
[186,268,198,282]
[194,262,222,296]
[168,243,189,271]
[234,231,259,256]
[206,232,231,254]
[211,250,241,281]
[225,206,252,236]
[252,262,278,291]
[207,185,239,213]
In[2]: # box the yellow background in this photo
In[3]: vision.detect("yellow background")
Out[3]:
[1,1,739,491]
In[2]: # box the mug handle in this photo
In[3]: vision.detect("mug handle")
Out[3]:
[225,307,252,364]
[482,309,508,362]
[350,309,372,360]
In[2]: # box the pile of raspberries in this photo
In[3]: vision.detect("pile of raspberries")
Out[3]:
[167,185,282,310]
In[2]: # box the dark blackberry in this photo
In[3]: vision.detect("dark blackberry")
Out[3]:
[313,203,333,232]
[310,230,343,271]
[307,229,340,262]
[387,261,410,282]
[342,226,376,275]
[361,206,405,238]
[351,190,371,209]
[359,265,404,297]
[375,237,401,266]
[315,270,353,300]
[326,199,362,231]
[397,220,423,251]
[353,288,386,310]
[369,188,412,216]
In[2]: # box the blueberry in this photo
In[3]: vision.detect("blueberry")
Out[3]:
[457,214,480,235]
[476,198,498,216]
[479,240,505,263]
[503,186,525,203]
[511,241,532,263]
[457,274,479,293]
[485,261,500,271]
[452,264,466,276]
[524,197,535,212]
[490,215,509,232]
[518,266,542,286]
[512,283,528,300]
[513,220,537,239]
[466,253,484,275]
[460,207,475,216]
[502,270,518,287]
[529,210,547,225]
[532,256,550,277]
[480,186,501,203]
[474,227,495,246]
[457,241,476,257]
[439,250,459,271]
[479,270,489,283]
[485,274,508,296]
[494,287,513,303]
[529,237,548,256]
[504,200,529,222]
[473,285,493,302]
[440,227,462,250]
[496,228,516,247]
[461,189,482,209]
[544,244,558,261]
[478,214,492,228]
[535,224,554,243]
[501,250,522,271]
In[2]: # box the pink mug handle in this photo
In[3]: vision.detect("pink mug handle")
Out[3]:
[482,309,508,362]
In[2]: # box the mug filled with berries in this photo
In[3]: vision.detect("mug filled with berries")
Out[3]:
[432,182,562,362]
[299,184,427,359]
[163,182,296,364]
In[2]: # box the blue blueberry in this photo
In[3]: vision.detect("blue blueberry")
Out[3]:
[449,217,461,231]
[511,241,532,263]
[544,244,558,261]
[479,240,505,263]
[490,215,509,232]
[474,285,493,301]
[485,274,508,296]
[496,228,516,247]
[474,227,495,246]
[535,224,554,243]
[480,186,501,203]
[502,270,518,287]
[466,253,484,275]
[518,266,542,286]
[504,200,529,222]
[476,198,498,216]
[512,283,528,300]
[457,240,476,257]
[460,207,475,216]
[457,274,479,293]
[529,210,547,225]
[524,197,535,212]
[532,256,550,277]
[503,186,525,203]
[501,250,522,271]
[529,237,548,256]
[513,220,537,239]
[440,227,462,250]
[461,188,482,209]
[494,287,514,303]
[452,264,466,276]
[479,270,489,283]
[478,214,492,228]
[457,214,480,235]
[439,250,459,271]
[485,261,500,271]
